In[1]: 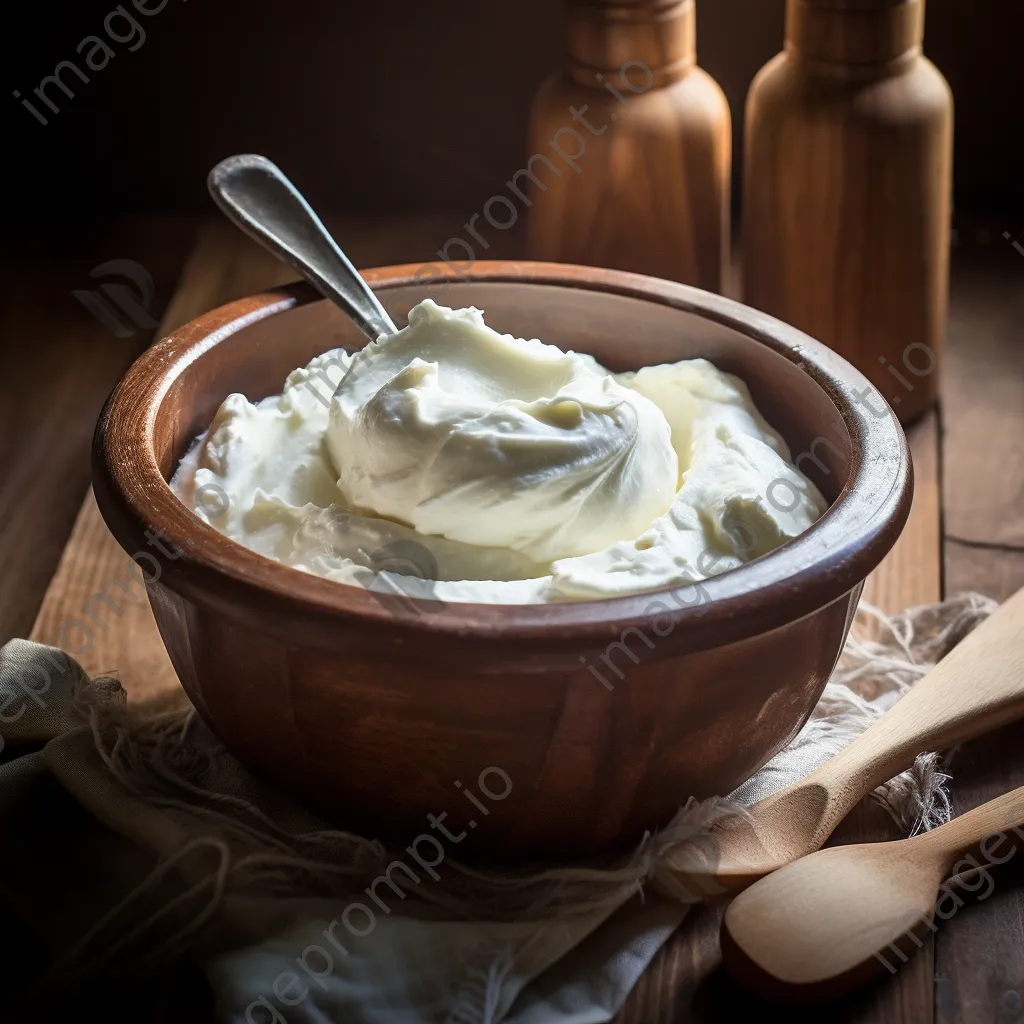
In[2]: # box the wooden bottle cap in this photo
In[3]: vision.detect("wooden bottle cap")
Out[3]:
[566,0,695,87]
[787,0,925,65]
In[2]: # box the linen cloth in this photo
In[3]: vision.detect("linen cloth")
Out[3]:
[0,593,995,1023]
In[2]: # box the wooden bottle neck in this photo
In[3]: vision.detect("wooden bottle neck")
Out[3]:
[786,0,925,66]
[566,0,695,88]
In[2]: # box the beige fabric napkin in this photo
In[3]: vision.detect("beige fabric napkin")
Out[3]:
[0,593,995,1023]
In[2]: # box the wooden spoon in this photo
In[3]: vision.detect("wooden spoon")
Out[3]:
[720,785,1024,1001]
[654,586,1024,900]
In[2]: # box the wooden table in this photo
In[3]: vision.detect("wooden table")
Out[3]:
[2,216,1022,1022]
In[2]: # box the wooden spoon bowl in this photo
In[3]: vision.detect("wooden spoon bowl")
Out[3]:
[721,786,1024,1002]
[91,262,911,860]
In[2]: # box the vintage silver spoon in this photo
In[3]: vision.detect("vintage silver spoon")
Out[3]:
[207,153,397,345]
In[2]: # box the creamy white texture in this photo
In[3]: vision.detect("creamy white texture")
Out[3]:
[327,301,677,562]
[170,302,828,604]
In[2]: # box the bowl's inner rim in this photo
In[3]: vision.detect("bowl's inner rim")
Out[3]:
[108,265,909,640]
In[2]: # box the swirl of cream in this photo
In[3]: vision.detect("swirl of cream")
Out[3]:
[325,300,678,562]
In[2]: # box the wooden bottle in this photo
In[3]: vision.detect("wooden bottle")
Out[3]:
[743,0,953,424]
[526,0,731,293]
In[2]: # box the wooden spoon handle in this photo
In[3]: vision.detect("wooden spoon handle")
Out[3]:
[918,785,1024,870]
[813,587,1024,820]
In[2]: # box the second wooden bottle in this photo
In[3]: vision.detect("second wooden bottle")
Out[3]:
[743,0,953,423]
[527,0,731,293]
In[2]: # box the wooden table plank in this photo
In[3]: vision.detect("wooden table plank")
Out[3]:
[941,234,1024,551]
[945,544,1024,605]
[942,232,1024,604]
[863,412,942,613]
[934,231,1024,1024]
[933,714,1024,1024]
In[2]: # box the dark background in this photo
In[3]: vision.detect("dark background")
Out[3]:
[7,0,1023,225]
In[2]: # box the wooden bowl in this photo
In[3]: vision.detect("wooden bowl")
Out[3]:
[93,262,911,860]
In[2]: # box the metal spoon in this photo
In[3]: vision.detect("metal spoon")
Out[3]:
[207,154,398,344]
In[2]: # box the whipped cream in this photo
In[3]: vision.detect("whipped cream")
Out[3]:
[171,301,827,604]
[327,301,677,562]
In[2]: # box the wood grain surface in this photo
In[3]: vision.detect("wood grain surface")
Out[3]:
[527,0,732,292]
[742,0,954,425]
[863,413,941,615]
[933,231,1024,1024]
[942,237,1024,554]
[4,216,1021,1021]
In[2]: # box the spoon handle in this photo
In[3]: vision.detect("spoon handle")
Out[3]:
[916,785,1024,871]
[208,154,397,342]
[813,586,1024,825]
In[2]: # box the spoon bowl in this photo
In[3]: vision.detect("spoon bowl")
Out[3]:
[721,785,1024,1001]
